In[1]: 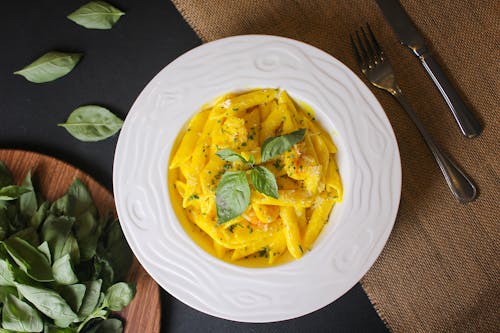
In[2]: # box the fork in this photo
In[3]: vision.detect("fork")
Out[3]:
[351,25,477,203]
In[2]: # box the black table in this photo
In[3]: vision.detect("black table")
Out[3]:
[0,1,388,332]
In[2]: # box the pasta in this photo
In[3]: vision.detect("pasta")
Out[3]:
[168,88,342,266]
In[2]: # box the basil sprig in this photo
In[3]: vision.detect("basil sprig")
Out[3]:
[67,1,125,30]
[215,129,306,223]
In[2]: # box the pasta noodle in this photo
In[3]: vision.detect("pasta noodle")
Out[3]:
[168,88,342,266]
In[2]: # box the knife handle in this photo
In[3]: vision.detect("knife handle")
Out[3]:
[418,52,483,138]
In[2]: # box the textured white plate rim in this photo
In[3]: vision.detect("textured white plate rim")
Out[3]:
[113,34,401,322]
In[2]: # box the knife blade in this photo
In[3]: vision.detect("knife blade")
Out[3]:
[375,0,482,138]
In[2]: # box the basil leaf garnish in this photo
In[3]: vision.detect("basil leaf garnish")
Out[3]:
[216,149,249,164]
[58,105,123,142]
[261,128,306,162]
[67,1,125,30]
[250,166,278,199]
[14,52,82,83]
[216,171,250,224]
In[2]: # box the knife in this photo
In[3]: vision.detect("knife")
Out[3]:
[375,0,482,138]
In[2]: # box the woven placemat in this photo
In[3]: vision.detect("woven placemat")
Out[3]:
[171,0,499,331]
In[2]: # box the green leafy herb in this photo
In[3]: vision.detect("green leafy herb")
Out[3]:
[0,259,15,287]
[78,279,102,319]
[84,317,123,333]
[14,51,82,83]
[2,294,43,333]
[19,171,38,220]
[0,186,31,201]
[103,282,136,311]
[67,1,125,30]
[261,128,306,162]
[16,284,78,328]
[250,166,278,199]
[52,254,78,285]
[215,171,250,224]
[0,162,13,188]
[215,149,249,165]
[58,283,86,313]
[4,237,53,282]
[58,105,123,142]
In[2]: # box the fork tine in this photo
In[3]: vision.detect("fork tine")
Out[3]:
[360,26,376,63]
[366,24,383,58]
[350,34,364,69]
[355,30,370,67]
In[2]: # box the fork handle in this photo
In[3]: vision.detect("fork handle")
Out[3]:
[418,52,483,138]
[392,91,477,203]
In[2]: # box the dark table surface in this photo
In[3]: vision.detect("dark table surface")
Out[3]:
[0,1,388,332]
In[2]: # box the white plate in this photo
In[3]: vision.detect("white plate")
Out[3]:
[113,35,401,322]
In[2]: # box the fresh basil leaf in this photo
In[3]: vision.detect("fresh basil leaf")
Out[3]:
[75,211,99,261]
[10,227,39,247]
[78,279,102,319]
[37,241,51,264]
[0,209,9,241]
[84,318,123,333]
[0,186,31,201]
[13,51,82,83]
[41,215,80,264]
[4,237,53,282]
[58,105,123,142]
[51,179,97,219]
[16,284,77,328]
[0,259,15,287]
[67,1,125,30]
[0,286,17,304]
[19,171,37,220]
[0,162,13,188]
[261,128,306,162]
[92,256,114,290]
[250,166,279,199]
[52,254,78,285]
[30,201,49,229]
[58,284,86,313]
[103,282,135,311]
[215,171,250,224]
[2,294,43,333]
[248,154,255,165]
[97,219,131,283]
[215,149,248,164]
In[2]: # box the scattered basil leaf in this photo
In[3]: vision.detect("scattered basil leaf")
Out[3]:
[19,171,37,220]
[84,318,123,333]
[261,128,306,162]
[78,279,102,319]
[16,284,78,328]
[52,254,78,285]
[58,284,86,313]
[0,186,31,201]
[13,52,82,83]
[215,171,250,224]
[2,294,43,333]
[250,166,279,199]
[3,237,53,282]
[58,105,123,142]
[0,162,13,188]
[67,1,125,30]
[215,149,248,164]
[103,282,136,311]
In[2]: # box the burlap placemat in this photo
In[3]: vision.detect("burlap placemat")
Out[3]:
[171,1,499,331]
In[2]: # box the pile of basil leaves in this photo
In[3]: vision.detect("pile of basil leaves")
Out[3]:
[0,161,134,333]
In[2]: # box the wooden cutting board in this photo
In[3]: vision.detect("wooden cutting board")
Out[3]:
[0,149,161,333]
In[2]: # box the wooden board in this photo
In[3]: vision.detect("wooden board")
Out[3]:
[0,149,161,333]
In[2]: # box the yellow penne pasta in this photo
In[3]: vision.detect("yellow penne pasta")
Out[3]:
[280,207,303,259]
[267,232,287,264]
[303,198,335,250]
[252,190,314,207]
